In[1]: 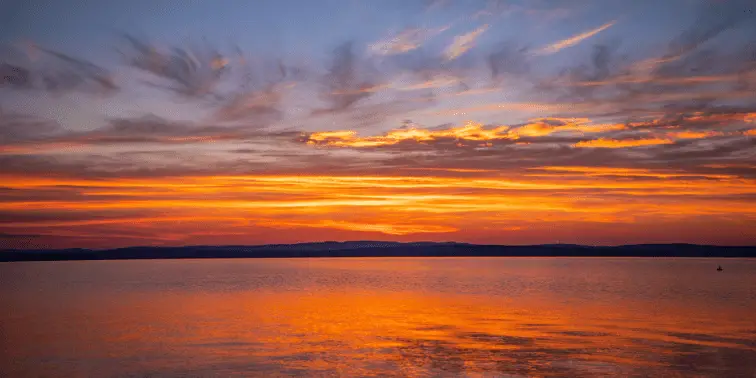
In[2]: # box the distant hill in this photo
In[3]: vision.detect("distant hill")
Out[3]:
[1,241,755,262]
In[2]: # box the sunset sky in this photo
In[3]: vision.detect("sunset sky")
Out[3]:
[1,0,755,249]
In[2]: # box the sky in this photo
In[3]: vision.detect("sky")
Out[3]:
[1,0,756,249]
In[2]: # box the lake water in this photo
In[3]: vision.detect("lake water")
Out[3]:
[1,257,755,377]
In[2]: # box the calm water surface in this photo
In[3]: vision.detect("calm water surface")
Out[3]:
[1,257,755,377]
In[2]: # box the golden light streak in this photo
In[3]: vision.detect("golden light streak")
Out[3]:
[528,166,735,179]
[667,131,723,139]
[3,175,756,207]
[534,21,616,56]
[5,173,756,192]
[257,220,457,235]
[3,171,756,247]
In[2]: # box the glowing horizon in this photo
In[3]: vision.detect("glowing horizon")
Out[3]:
[2,0,756,249]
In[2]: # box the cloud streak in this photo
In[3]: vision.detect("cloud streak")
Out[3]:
[370,26,449,56]
[119,35,229,98]
[534,21,616,56]
[0,43,117,94]
[444,25,489,61]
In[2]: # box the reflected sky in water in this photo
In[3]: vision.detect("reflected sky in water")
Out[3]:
[1,257,756,377]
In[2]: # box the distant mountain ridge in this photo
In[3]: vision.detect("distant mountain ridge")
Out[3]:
[1,241,755,262]
[233,241,466,251]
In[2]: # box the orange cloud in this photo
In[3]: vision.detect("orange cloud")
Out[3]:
[306,122,512,147]
[511,118,625,137]
[573,138,674,148]
[667,131,723,139]
[305,118,631,148]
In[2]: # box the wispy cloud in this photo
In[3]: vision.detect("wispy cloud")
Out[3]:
[444,24,489,61]
[313,42,377,114]
[534,21,616,56]
[0,42,117,94]
[666,0,755,59]
[369,26,449,56]
[0,114,301,155]
[119,34,229,98]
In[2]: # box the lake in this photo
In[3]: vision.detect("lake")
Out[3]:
[1,257,755,377]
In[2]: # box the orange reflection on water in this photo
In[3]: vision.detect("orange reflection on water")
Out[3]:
[2,258,755,377]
